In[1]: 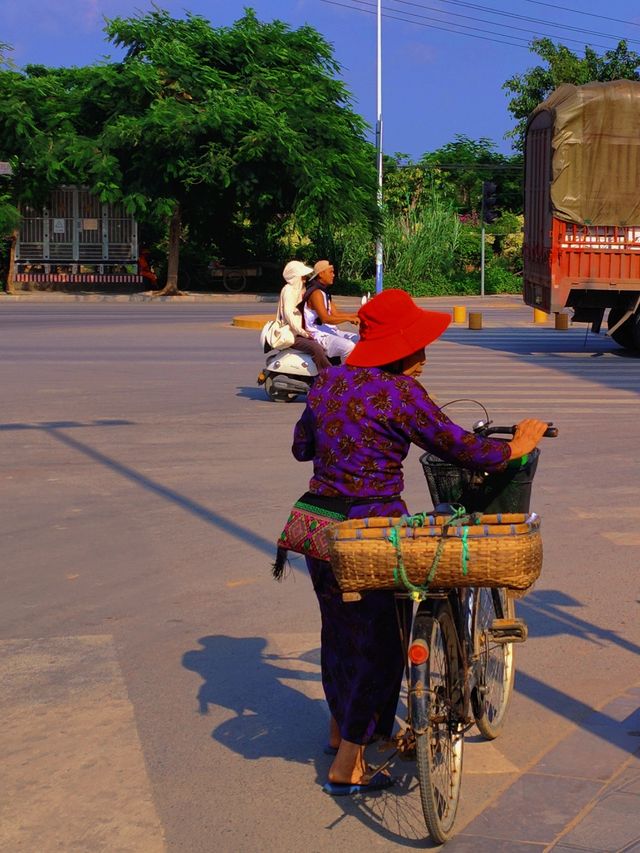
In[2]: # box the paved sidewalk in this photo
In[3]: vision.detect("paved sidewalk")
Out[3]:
[446,684,640,852]
[1,290,523,308]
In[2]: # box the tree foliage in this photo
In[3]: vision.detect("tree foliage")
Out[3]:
[382,137,523,218]
[0,9,376,292]
[0,186,19,238]
[504,38,640,149]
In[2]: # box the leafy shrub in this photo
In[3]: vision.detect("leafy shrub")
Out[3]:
[484,262,522,294]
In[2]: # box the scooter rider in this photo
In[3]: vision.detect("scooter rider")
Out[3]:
[302,260,359,361]
[277,261,330,371]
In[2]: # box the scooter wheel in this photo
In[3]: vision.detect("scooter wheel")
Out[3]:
[264,374,299,402]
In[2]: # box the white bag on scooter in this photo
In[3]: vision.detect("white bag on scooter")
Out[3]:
[262,319,295,350]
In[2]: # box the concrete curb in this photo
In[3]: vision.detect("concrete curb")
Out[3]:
[232,314,272,330]
[1,291,523,308]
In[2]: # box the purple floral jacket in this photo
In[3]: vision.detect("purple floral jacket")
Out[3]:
[292,364,510,498]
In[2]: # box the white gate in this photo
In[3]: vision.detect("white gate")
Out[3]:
[16,186,140,279]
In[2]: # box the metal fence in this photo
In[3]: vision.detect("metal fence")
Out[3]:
[16,186,138,272]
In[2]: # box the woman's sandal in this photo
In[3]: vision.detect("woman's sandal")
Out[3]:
[322,771,396,797]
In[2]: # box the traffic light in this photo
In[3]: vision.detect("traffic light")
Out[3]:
[481,181,499,224]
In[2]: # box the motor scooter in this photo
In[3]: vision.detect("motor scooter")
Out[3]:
[256,322,319,402]
[256,293,370,402]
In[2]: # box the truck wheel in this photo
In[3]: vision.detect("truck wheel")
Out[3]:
[633,313,640,351]
[607,306,635,349]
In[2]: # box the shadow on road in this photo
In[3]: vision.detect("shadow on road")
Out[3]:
[12,422,638,792]
[443,326,640,397]
[181,634,437,848]
[520,589,640,657]
[0,418,134,431]
[235,385,306,403]
[182,634,326,764]
[22,422,279,559]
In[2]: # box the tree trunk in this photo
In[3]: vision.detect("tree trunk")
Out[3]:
[5,229,18,295]
[157,203,183,296]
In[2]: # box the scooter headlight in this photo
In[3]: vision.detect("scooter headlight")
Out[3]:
[273,361,281,369]
[301,361,309,369]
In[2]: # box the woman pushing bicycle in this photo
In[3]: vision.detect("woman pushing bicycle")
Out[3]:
[290,289,548,795]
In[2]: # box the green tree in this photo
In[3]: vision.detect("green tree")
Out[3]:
[0,186,19,237]
[420,135,523,215]
[0,9,376,294]
[380,138,523,221]
[504,38,640,149]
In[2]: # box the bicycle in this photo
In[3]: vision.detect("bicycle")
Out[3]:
[379,413,557,844]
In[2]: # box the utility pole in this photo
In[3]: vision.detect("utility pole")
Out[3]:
[480,181,498,299]
[480,220,486,298]
[375,0,383,294]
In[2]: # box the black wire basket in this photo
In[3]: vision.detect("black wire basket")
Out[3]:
[420,448,540,515]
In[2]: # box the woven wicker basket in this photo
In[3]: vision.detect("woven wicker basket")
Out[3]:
[327,512,542,593]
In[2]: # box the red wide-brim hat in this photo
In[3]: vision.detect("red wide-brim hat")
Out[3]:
[346,289,451,367]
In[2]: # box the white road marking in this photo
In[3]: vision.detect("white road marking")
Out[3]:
[0,635,166,853]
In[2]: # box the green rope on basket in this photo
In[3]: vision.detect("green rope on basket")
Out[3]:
[460,525,469,575]
[389,506,470,600]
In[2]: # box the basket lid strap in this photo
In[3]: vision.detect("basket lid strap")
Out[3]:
[389,505,471,600]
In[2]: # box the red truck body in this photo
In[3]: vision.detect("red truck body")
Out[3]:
[523,83,640,346]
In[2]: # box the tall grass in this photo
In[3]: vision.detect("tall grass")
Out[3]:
[307,192,522,296]
[383,193,461,295]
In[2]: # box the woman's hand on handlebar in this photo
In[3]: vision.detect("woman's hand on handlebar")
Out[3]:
[508,419,550,459]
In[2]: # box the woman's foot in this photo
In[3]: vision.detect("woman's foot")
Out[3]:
[324,741,394,796]
[327,740,369,785]
[327,715,342,752]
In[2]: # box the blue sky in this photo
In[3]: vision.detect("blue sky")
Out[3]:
[4,1,640,157]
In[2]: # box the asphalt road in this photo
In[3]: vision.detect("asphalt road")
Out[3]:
[1,300,639,852]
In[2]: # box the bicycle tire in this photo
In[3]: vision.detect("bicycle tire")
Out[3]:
[411,603,464,844]
[472,588,515,740]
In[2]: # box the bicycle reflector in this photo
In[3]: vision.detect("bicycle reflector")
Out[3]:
[408,639,429,665]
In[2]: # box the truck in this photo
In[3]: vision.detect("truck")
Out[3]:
[523,79,640,350]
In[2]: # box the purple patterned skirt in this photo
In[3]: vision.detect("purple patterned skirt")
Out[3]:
[305,497,411,746]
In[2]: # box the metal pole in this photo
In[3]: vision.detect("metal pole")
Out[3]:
[480,224,485,298]
[375,0,383,294]
[480,185,485,297]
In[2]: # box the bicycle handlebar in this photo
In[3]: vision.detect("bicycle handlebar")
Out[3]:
[475,423,558,439]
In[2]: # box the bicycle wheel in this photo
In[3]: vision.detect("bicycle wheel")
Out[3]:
[223,271,247,292]
[472,588,515,740]
[411,604,464,844]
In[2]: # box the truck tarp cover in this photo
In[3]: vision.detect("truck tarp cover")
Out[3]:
[531,80,640,226]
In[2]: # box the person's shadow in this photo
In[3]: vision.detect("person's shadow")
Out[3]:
[182,635,329,765]
[182,635,446,847]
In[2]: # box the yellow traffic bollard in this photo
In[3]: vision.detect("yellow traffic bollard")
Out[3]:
[468,312,482,330]
[452,305,466,324]
[555,312,569,330]
[533,308,548,324]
